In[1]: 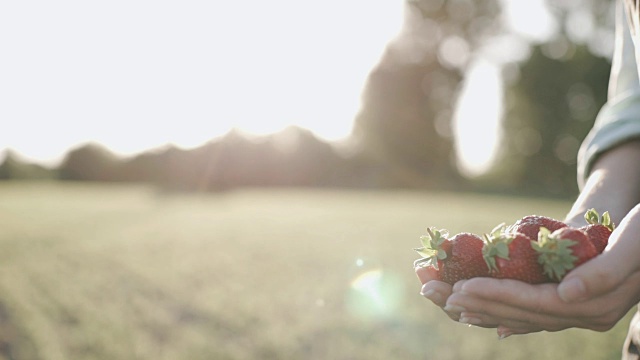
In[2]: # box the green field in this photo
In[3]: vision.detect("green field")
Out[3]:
[0,183,633,359]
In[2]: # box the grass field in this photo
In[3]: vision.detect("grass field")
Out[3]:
[0,182,633,359]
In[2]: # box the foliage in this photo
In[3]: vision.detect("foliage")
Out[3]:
[487,44,610,196]
[58,143,122,182]
[45,127,419,190]
[0,151,56,180]
[351,0,501,188]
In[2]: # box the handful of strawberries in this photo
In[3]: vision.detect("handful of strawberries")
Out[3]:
[413,209,615,285]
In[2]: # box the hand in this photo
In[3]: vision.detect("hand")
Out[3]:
[415,266,458,321]
[442,205,640,338]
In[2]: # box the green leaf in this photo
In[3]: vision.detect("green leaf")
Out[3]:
[536,230,579,281]
[414,247,437,259]
[537,227,551,242]
[602,211,615,230]
[419,235,431,249]
[584,208,600,225]
[495,242,509,260]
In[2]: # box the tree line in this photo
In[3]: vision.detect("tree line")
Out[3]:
[0,0,614,198]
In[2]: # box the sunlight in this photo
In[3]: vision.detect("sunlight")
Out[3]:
[499,0,557,42]
[346,258,405,320]
[451,0,555,176]
[453,59,503,177]
[0,0,405,165]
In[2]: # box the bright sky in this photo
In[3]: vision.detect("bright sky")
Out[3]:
[1,0,561,175]
[0,1,404,165]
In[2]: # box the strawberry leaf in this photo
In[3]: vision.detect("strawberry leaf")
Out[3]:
[414,247,438,259]
[414,227,450,270]
[535,229,579,281]
[584,209,615,231]
[413,256,436,269]
[482,227,512,272]
[602,211,615,231]
[584,208,600,225]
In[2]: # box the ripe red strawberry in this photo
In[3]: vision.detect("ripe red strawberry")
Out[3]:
[507,215,567,241]
[580,208,614,253]
[482,225,548,284]
[414,227,488,285]
[534,226,598,282]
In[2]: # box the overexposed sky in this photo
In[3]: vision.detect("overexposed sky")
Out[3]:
[1,0,562,171]
[0,0,404,165]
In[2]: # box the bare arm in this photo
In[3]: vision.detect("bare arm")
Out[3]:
[440,141,640,336]
[565,140,640,227]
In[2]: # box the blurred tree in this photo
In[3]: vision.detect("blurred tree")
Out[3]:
[204,127,347,190]
[475,0,614,197]
[47,0,618,196]
[488,44,610,196]
[58,143,122,181]
[352,0,501,188]
[0,150,56,180]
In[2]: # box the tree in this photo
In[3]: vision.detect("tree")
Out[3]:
[0,150,56,180]
[58,143,122,181]
[489,44,610,196]
[351,0,501,188]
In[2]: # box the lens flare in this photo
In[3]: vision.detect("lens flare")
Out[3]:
[346,259,405,320]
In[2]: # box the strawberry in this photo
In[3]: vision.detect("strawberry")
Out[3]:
[534,226,598,282]
[413,227,488,285]
[580,208,614,253]
[482,225,548,284]
[507,215,567,241]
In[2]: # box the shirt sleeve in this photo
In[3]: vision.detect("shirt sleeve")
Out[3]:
[577,0,640,189]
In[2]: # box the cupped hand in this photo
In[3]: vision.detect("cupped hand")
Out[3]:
[415,266,458,321]
[442,205,640,337]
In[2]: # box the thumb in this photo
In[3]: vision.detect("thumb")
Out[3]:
[558,205,640,302]
[556,255,626,302]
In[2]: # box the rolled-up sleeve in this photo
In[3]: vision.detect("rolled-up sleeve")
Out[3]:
[577,0,640,189]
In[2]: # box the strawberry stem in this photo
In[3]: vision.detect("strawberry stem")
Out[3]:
[584,208,615,231]
[533,227,578,281]
[414,227,449,270]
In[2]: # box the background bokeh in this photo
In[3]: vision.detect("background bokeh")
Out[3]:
[1,0,615,198]
[0,1,629,359]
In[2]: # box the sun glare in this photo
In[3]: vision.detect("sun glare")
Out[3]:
[345,258,405,321]
[453,59,503,177]
[0,1,405,165]
[500,0,557,42]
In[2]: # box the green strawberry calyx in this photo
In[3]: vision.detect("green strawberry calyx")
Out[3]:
[482,223,511,273]
[413,227,448,270]
[532,227,578,281]
[584,208,615,231]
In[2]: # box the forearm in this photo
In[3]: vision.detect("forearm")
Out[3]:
[566,140,640,226]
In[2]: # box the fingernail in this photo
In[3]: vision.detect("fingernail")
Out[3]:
[558,277,587,302]
[497,328,513,340]
[421,289,443,304]
[420,288,435,297]
[443,304,466,313]
[459,316,482,326]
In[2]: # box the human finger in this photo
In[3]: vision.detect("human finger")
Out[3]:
[420,280,453,308]
[558,206,640,302]
[447,291,590,332]
[452,277,565,313]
